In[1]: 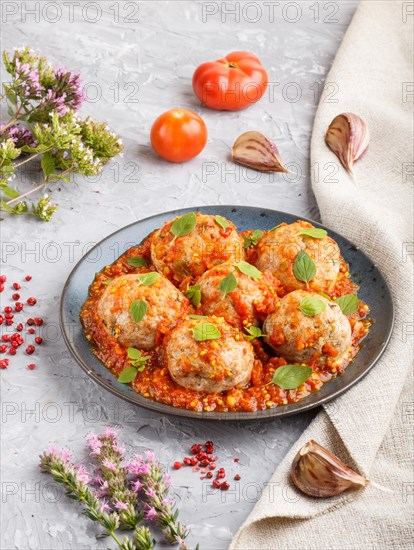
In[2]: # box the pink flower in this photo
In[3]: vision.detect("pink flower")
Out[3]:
[115,501,129,511]
[102,458,117,473]
[99,500,111,512]
[163,473,171,488]
[74,464,90,484]
[145,449,155,463]
[131,479,142,493]
[59,449,72,463]
[145,487,157,500]
[145,505,157,521]
[86,434,102,456]
[103,427,118,440]
[138,463,150,475]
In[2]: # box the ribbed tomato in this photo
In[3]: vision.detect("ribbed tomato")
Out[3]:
[150,108,208,163]
[192,51,268,111]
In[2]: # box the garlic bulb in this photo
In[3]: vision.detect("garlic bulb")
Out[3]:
[325,113,369,174]
[291,440,368,498]
[231,131,288,172]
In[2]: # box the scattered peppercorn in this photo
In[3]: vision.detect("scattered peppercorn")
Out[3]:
[27,363,36,370]
[26,345,35,355]
[13,283,21,290]
[35,337,43,345]
[27,297,37,306]
[0,359,9,369]
[27,318,35,326]
[217,468,225,479]
[9,348,16,356]
[25,275,32,281]
[0,345,7,353]
[0,275,6,283]
[16,323,23,332]
[28,328,35,334]
[15,302,23,312]
[4,306,12,314]
[173,462,182,470]
[0,285,4,293]
[220,482,230,491]
[34,318,43,326]
[234,474,241,481]
[12,293,20,301]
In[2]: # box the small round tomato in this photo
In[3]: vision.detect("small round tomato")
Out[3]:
[150,108,208,163]
[192,51,268,111]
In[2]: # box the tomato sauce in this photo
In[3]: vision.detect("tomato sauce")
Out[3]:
[80,231,371,414]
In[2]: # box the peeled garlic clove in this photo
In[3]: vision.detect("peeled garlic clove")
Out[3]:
[231,131,288,173]
[291,440,368,498]
[325,113,369,174]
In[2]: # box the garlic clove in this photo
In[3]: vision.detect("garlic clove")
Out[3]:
[325,113,370,174]
[231,131,288,173]
[291,440,368,498]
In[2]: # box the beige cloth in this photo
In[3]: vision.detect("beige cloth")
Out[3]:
[231,1,414,548]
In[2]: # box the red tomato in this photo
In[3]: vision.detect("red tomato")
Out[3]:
[192,51,268,111]
[150,108,208,163]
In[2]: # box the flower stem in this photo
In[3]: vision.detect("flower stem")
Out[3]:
[13,150,49,169]
[5,167,72,206]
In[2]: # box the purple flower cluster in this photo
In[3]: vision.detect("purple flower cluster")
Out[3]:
[39,428,191,549]
[0,124,37,148]
[15,58,44,98]
[41,68,84,116]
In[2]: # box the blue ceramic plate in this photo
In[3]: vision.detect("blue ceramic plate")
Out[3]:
[60,206,394,420]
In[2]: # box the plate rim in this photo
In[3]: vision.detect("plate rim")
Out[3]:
[60,205,395,421]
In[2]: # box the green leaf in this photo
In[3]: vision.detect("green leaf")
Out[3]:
[215,215,230,229]
[219,273,237,296]
[243,230,264,248]
[270,364,313,390]
[20,144,50,153]
[319,292,331,300]
[269,223,282,232]
[298,228,328,239]
[244,325,265,341]
[41,152,55,178]
[335,293,359,315]
[171,212,197,239]
[0,185,19,199]
[189,314,208,319]
[118,366,138,383]
[299,296,327,316]
[127,257,147,268]
[0,165,15,175]
[130,300,147,323]
[7,105,13,117]
[137,272,160,286]
[193,322,221,341]
[5,87,17,106]
[234,261,262,279]
[185,284,201,307]
[293,251,316,285]
[127,347,142,360]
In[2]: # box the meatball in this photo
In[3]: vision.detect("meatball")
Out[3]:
[98,273,189,350]
[256,221,340,294]
[263,290,351,367]
[151,213,244,285]
[197,262,280,327]
[165,316,254,392]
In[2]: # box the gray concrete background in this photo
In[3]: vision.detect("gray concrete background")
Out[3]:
[1,1,358,548]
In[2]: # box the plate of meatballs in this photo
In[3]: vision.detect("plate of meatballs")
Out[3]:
[61,206,394,419]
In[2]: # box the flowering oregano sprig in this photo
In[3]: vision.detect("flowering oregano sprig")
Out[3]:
[39,429,196,550]
[127,451,190,549]
[0,48,123,221]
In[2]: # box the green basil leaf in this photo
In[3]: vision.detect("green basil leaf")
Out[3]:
[41,152,56,178]
[130,299,147,323]
[243,230,264,248]
[335,293,359,315]
[219,273,237,296]
[298,228,328,239]
[269,223,282,232]
[193,322,222,341]
[171,212,197,239]
[215,215,230,229]
[137,272,160,286]
[127,347,142,360]
[299,296,327,316]
[118,366,138,383]
[185,285,201,307]
[293,251,316,284]
[127,257,147,268]
[271,364,313,390]
[244,326,264,340]
[234,261,262,279]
